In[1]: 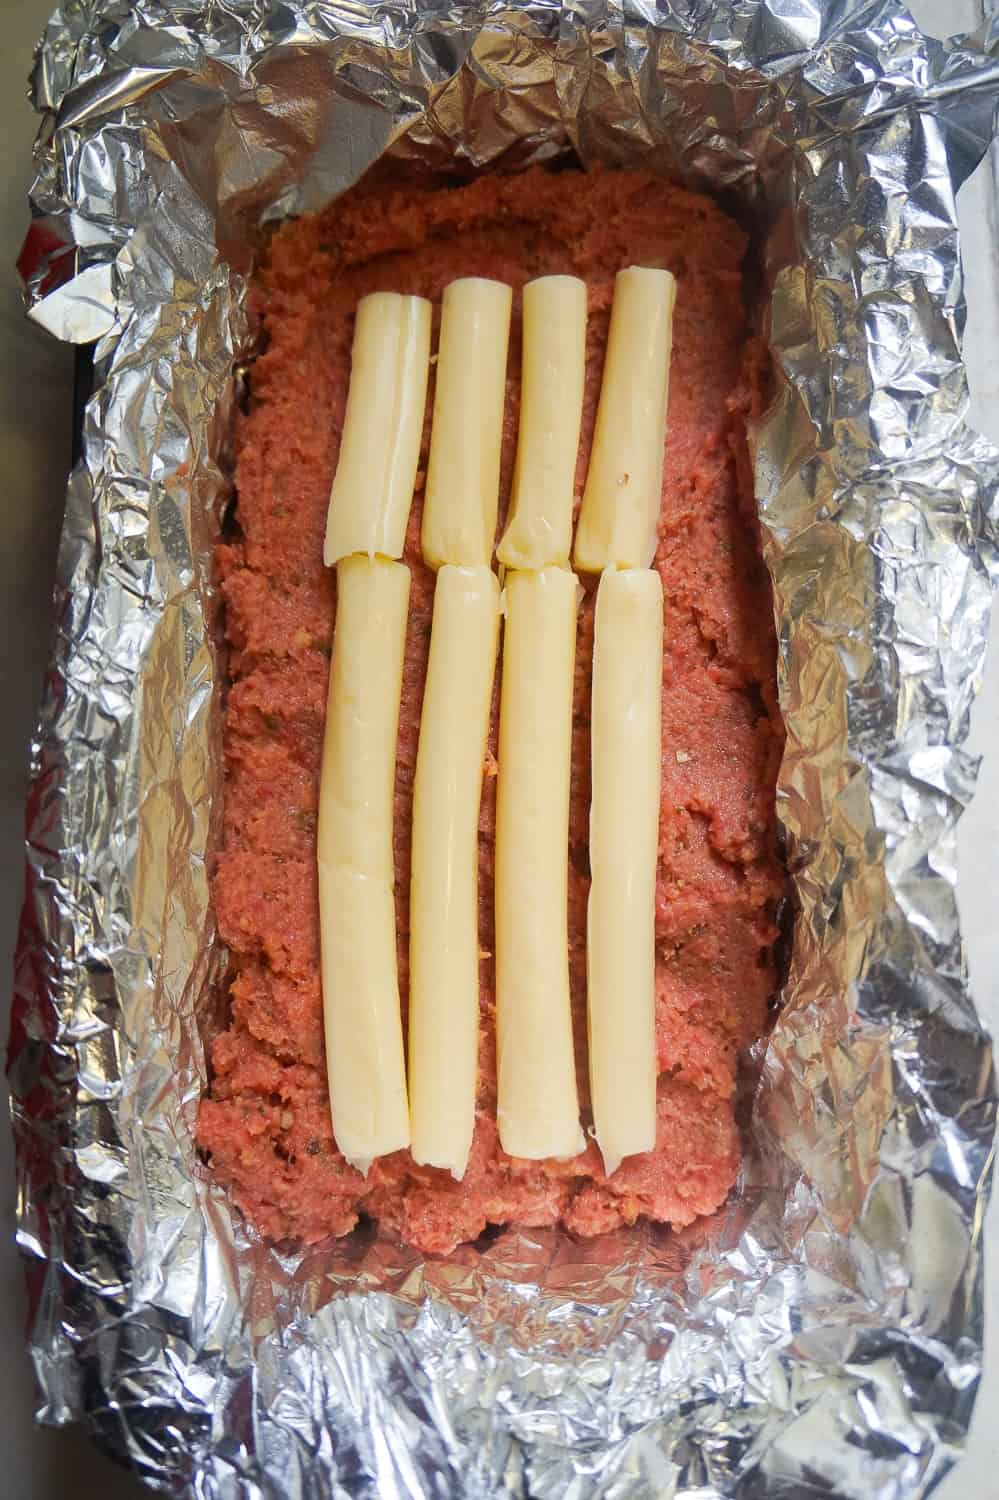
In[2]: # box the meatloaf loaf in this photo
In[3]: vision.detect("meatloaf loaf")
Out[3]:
[197,165,787,1255]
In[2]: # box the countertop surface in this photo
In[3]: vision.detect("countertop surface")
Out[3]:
[1,2,995,1496]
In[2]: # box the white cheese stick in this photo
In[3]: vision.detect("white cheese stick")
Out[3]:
[324,292,432,564]
[409,565,500,1176]
[573,266,676,573]
[495,568,584,1160]
[421,278,513,569]
[318,555,411,1172]
[497,276,587,571]
[587,567,664,1177]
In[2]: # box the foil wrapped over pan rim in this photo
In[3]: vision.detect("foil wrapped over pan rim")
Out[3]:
[10,2,999,1495]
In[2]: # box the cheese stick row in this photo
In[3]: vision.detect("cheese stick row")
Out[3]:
[409,280,509,1176]
[323,267,676,579]
[318,291,433,1170]
[494,278,587,1163]
[317,265,674,1181]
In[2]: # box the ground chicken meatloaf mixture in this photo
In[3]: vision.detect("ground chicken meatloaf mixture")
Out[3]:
[196,166,787,1256]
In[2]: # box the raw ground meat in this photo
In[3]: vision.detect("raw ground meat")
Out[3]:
[196,165,788,1256]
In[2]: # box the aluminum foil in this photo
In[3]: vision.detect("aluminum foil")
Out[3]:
[11,1,999,1496]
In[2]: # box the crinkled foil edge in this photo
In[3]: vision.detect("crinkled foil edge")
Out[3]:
[9,2,999,1496]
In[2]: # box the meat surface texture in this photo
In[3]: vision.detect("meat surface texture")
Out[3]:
[197,167,787,1256]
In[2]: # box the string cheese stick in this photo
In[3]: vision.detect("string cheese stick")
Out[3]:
[573,266,677,573]
[318,555,411,1173]
[587,567,664,1177]
[497,276,588,571]
[495,568,584,1160]
[421,278,513,569]
[409,565,500,1177]
[324,292,432,564]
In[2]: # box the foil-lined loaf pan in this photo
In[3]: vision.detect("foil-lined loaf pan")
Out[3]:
[11,1,999,1495]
